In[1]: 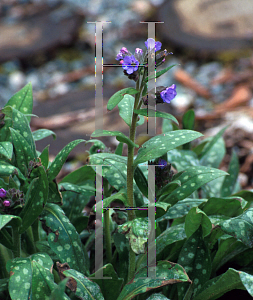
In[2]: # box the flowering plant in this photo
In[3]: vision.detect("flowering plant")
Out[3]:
[0,38,253,300]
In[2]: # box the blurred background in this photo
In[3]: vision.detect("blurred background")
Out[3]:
[0,0,253,189]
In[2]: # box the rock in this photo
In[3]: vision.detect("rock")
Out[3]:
[0,3,83,63]
[157,0,253,51]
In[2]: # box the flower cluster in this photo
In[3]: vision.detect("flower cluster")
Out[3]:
[0,188,24,212]
[116,38,177,103]
[148,158,174,189]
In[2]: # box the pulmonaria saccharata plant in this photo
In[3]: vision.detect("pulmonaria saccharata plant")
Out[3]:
[1,33,253,300]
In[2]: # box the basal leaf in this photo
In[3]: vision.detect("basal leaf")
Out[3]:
[63,269,104,300]
[134,130,203,166]
[0,159,25,180]
[220,150,239,197]
[4,82,33,123]
[59,182,95,195]
[49,278,70,300]
[177,226,212,299]
[40,203,89,275]
[185,207,212,238]
[133,108,179,125]
[193,268,249,300]
[0,215,22,230]
[32,129,56,141]
[0,142,13,160]
[107,87,139,111]
[182,109,195,130]
[47,139,85,181]
[7,253,55,300]
[91,130,138,148]
[220,208,253,248]
[40,145,50,169]
[167,149,199,172]
[163,166,228,206]
[60,165,96,185]
[117,261,190,300]
[19,166,48,234]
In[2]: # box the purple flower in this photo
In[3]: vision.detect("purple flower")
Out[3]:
[145,38,162,52]
[158,158,167,169]
[135,48,143,61]
[0,188,6,198]
[3,200,10,207]
[122,55,139,74]
[116,47,130,60]
[160,84,177,104]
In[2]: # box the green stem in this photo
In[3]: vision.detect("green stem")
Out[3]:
[127,79,142,282]
[104,209,112,263]
[26,226,37,254]
[12,227,21,258]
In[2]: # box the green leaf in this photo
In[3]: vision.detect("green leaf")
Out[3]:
[40,145,50,169]
[211,237,248,275]
[72,216,89,234]
[162,166,228,206]
[62,269,104,299]
[89,263,124,300]
[118,218,151,254]
[60,165,96,185]
[59,182,95,195]
[0,278,8,293]
[220,150,239,197]
[95,189,128,213]
[157,199,207,222]
[117,261,191,300]
[185,207,212,238]
[220,207,253,248]
[0,159,25,180]
[40,203,89,275]
[49,278,70,300]
[107,87,139,111]
[193,268,249,300]
[0,215,22,230]
[118,94,145,127]
[134,130,203,166]
[199,126,228,160]
[144,64,177,82]
[19,166,49,234]
[3,106,37,159]
[182,109,195,130]
[89,153,144,207]
[134,166,148,198]
[115,142,123,155]
[48,180,63,205]
[6,253,55,300]
[10,127,35,175]
[32,129,56,141]
[133,108,179,125]
[199,196,243,217]
[167,149,199,172]
[177,226,212,299]
[4,82,33,123]
[91,130,138,148]
[0,142,13,159]
[146,294,170,300]
[47,139,85,181]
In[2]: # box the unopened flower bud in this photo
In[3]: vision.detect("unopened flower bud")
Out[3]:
[3,200,10,207]
[0,188,6,198]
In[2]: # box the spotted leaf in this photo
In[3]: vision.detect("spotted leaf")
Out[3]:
[4,82,33,123]
[177,226,212,299]
[117,261,191,300]
[40,203,89,275]
[32,129,56,141]
[107,87,139,111]
[47,139,85,181]
[0,142,13,160]
[6,253,55,300]
[62,269,104,300]
[133,130,203,166]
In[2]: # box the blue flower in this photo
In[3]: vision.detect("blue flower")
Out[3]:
[145,38,162,52]
[122,55,139,74]
[158,158,167,169]
[160,84,177,104]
